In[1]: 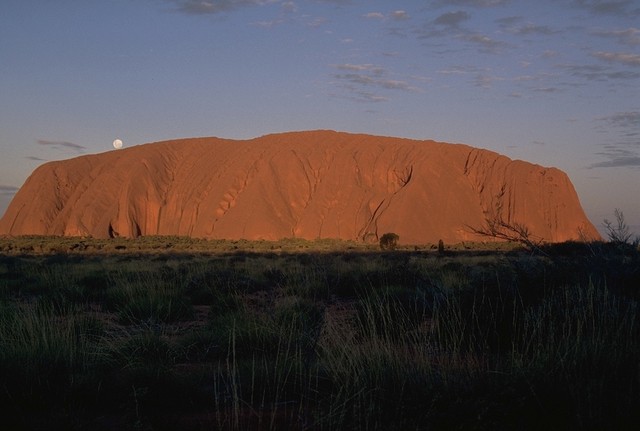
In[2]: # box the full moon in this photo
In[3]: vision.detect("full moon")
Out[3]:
[112,139,123,149]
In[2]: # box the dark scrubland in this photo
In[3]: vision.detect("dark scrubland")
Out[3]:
[0,236,639,430]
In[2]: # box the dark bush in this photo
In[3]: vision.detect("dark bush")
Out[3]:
[379,232,399,250]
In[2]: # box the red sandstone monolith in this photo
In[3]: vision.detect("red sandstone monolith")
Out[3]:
[0,131,600,243]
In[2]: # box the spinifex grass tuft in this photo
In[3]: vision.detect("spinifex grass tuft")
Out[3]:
[107,271,194,324]
[0,301,103,383]
[0,300,106,428]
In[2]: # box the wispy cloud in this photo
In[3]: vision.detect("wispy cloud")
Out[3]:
[592,51,640,66]
[335,64,384,74]
[249,1,298,28]
[589,147,640,167]
[390,10,410,20]
[459,32,509,52]
[560,63,640,81]
[506,23,559,36]
[431,0,510,7]
[331,63,422,103]
[335,89,389,103]
[364,12,384,20]
[510,71,563,94]
[592,28,640,46]
[590,112,640,168]
[365,10,410,21]
[437,65,506,89]
[170,0,277,15]
[334,72,420,91]
[533,86,562,93]
[434,11,470,27]
[0,185,19,196]
[315,0,352,4]
[281,1,296,12]
[496,15,560,37]
[589,156,640,168]
[437,65,486,75]
[26,156,47,161]
[305,16,327,28]
[473,73,503,88]
[495,15,520,25]
[597,111,640,129]
[573,0,640,17]
[252,19,284,28]
[418,10,508,53]
[36,139,86,153]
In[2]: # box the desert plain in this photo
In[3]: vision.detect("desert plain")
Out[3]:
[0,234,638,430]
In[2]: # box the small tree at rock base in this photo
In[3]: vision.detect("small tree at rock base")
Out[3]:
[379,233,399,250]
[467,184,547,255]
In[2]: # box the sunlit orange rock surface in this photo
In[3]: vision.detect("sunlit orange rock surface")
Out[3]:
[0,131,600,243]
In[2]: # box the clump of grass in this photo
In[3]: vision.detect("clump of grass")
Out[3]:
[0,302,103,382]
[508,280,640,427]
[0,301,106,429]
[106,271,194,324]
[315,288,446,430]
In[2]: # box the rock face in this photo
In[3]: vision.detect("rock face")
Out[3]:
[0,130,600,243]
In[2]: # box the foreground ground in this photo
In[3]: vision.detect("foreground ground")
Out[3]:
[0,237,639,430]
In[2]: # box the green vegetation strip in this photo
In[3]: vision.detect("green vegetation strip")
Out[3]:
[0,240,638,429]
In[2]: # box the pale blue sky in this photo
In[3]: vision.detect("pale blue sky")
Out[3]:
[1,0,639,235]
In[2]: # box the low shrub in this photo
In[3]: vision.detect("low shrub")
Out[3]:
[379,232,399,250]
